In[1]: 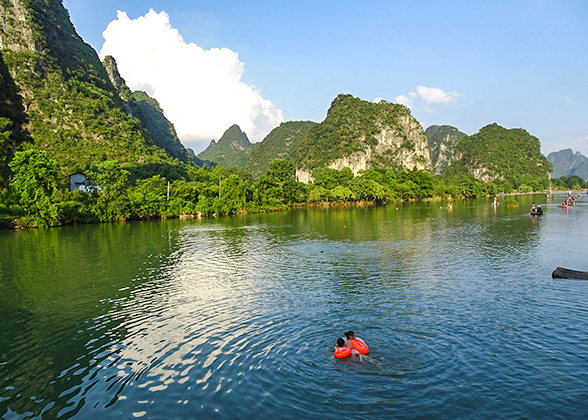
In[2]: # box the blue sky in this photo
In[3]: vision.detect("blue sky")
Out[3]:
[63,0,588,156]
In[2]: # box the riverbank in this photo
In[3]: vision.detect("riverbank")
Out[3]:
[2,190,574,230]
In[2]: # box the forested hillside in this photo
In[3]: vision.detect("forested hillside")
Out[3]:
[246,121,317,177]
[197,125,251,169]
[296,94,432,181]
[0,0,188,180]
[102,55,203,166]
[446,123,551,189]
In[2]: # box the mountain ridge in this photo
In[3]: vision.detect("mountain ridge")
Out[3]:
[0,0,192,180]
[547,149,588,180]
[197,124,252,169]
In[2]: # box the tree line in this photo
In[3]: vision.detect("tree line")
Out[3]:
[0,149,582,228]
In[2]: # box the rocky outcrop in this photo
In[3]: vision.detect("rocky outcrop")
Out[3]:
[0,0,37,51]
[296,94,432,183]
[426,125,466,175]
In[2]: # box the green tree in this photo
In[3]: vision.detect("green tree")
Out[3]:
[89,160,132,221]
[9,149,61,227]
[130,175,167,218]
[219,174,248,213]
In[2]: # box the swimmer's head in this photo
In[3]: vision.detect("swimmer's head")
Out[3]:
[344,331,355,339]
[336,338,345,348]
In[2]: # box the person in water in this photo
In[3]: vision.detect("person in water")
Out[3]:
[344,331,368,349]
[335,332,378,364]
[334,337,346,351]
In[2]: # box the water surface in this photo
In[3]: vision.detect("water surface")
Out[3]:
[1,194,587,419]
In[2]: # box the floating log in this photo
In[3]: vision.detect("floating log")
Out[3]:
[552,267,588,280]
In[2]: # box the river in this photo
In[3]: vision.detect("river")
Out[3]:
[1,194,587,419]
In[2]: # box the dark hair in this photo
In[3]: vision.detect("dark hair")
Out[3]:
[336,338,345,347]
[344,331,355,339]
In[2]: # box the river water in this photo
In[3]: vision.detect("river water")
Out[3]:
[1,194,587,419]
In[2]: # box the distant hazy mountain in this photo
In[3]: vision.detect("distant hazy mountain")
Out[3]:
[547,149,588,180]
[425,125,466,175]
[197,125,252,169]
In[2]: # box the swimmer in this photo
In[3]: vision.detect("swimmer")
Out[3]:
[340,331,378,365]
[343,331,367,349]
[334,337,346,351]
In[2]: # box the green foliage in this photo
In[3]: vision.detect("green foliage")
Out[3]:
[503,198,519,208]
[0,51,30,187]
[313,167,354,190]
[87,160,132,222]
[446,123,551,187]
[551,175,588,190]
[246,121,318,177]
[197,125,252,169]
[297,94,412,170]
[9,149,61,226]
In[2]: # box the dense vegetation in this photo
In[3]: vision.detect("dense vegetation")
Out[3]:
[246,121,317,177]
[0,1,580,230]
[297,94,415,170]
[0,52,29,188]
[551,175,588,191]
[1,148,532,228]
[446,123,552,189]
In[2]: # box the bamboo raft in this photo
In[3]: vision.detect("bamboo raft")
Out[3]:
[552,267,588,280]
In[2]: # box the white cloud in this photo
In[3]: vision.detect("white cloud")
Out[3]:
[373,97,384,103]
[395,85,462,113]
[99,10,283,145]
[395,94,413,108]
[414,85,462,105]
[564,97,574,105]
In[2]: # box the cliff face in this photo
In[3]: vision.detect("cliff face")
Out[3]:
[0,0,36,51]
[0,0,183,173]
[296,95,432,183]
[425,125,466,175]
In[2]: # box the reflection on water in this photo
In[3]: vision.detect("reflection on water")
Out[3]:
[1,195,588,419]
